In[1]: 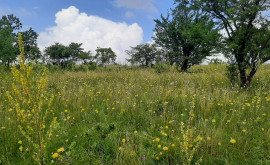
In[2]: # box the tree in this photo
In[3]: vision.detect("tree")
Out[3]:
[20,28,41,61]
[0,14,22,66]
[95,47,117,65]
[44,43,67,67]
[0,14,40,65]
[153,0,220,71]
[126,43,161,66]
[0,27,17,66]
[187,0,270,87]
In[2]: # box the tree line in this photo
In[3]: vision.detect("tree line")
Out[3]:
[1,0,270,88]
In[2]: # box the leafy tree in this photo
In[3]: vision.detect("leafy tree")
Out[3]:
[0,14,40,65]
[153,0,220,71]
[20,28,41,60]
[0,15,22,66]
[77,51,93,64]
[126,43,161,67]
[188,0,270,87]
[0,27,17,66]
[44,43,68,67]
[95,47,117,65]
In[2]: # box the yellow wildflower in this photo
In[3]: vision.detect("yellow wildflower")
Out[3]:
[52,153,58,158]
[230,139,236,144]
[57,147,65,153]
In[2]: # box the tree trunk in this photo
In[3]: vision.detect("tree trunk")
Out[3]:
[181,59,189,72]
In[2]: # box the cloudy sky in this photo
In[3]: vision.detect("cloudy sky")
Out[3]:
[0,0,174,63]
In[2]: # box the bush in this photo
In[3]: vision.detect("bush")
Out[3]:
[73,65,89,72]
[88,62,97,71]
[153,63,170,73]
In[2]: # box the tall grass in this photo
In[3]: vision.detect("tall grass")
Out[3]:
[0,64,270,164]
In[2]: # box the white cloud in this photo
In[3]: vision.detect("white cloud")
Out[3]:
[38,6,143,63]
[112,0,157,12]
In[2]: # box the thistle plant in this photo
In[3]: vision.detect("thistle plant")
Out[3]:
[6,33,57,165]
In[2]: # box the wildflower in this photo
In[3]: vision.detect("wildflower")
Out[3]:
[230,139,236,144]
[134,130,138,134]
[198,136,203,141]
[163,147,168,151]
[218,142,222,146]
[207,137,211,141]
[57,147,65,153]
[52,153,58,158]
[158,145,161,148]
[95,110,99,114]
[19,146,23,151]
[212,119,216,123]
[18,140,22,144]
[242,129,247,133]
[8,108,12,112]
[156,156,160,160]
[118,147,123,151]
[171,144,175,147]
[156,138,160,142]
[122,139,126,143]
[227,120,231,123]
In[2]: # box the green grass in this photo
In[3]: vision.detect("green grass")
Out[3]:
[0,64,270,164]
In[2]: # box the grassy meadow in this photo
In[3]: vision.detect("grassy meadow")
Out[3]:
[0,64,270,164]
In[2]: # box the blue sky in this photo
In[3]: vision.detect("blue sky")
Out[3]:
[0,0,174,62]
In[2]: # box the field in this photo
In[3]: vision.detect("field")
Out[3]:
[0,64,270,165]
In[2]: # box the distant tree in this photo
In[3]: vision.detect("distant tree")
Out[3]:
[20,28,41,61]
[44,43,68,67]
[0,14,22,66]
[95,47,116,65]
[0,27,17,66]
[77,51,93,64]
[0,14,40,65]
[153,0,220,71]
[126,43,161,67]
[187,0,270,87]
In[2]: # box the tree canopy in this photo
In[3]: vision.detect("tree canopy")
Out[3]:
[184,0,270,87]
[126,43,161,66]
[153,0,220,71]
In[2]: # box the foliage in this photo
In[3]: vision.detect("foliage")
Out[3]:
[188,0,270,87]
[153,0,220,71]
[95,47,117,65]
[126,43,161,67]
[44,42,93,68]
[0,14,40,64]
[153,63,171,73]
